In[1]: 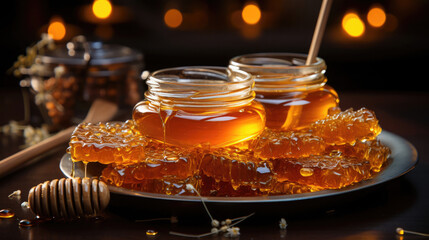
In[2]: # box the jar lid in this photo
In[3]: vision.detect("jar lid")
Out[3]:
[36,41,143,66]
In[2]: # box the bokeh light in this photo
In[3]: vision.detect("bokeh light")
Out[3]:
[342,13,365,37]
[164,9,183,28]
[92,0,113,19]
[367,6,386,27]
[47,17,66,41]
[242,3,261,25]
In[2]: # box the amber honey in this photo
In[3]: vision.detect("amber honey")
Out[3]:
[200,146,275,191]
[68,120,147,165]
[133,100,265,147]
[229,52,339,130]
[132,67,265,148]
[68,64,390,197]
[253,108,382,159]
[255,87,338,130]
[70,107,390,196]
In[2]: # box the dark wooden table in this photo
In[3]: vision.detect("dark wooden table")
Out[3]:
[1,89,428,240]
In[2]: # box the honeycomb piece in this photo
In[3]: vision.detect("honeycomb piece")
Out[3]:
[253,128,326,160]
[325,139,391,172]
[200,174,315,196]
[271,155,372,189]
[270,180,319,195]
[100,164,198,195]
[129,141,202,180]
[199,174,268,197]
[200,147,275,191]
[310,108,382,145]
[68,120,147,165]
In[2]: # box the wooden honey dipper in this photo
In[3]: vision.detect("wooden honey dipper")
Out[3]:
[28,177,110,219]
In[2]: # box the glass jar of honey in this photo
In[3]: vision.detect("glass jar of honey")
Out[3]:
[18,36,143,131]
[133,66,266,148]
[229,53,339,131]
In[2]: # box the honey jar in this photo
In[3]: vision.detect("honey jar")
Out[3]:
[20,36,143,130]
[133,67,266,148]
[229,53,339,131]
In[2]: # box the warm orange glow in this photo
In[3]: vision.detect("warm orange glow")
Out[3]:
[164,9,183,28]
[92,0,112,19]
[367,7,386,27]
[342,13,365,37]
[242,3,261,25]
[47,18,66,41]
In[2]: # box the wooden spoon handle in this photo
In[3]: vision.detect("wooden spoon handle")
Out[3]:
[0,126,75,178]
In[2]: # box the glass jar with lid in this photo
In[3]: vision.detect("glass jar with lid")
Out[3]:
[229,53,339,131]
[20,36,143,130]
[132,66,266,148]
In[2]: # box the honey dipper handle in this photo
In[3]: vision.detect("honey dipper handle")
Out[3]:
[0,126,75,178]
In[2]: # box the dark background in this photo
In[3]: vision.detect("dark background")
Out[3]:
[0,0,428,92]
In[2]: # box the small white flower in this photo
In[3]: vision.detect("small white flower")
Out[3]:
[224,219,232,225]
[220,225,228,232]
[211,219,220,227]
[8,190,21,199]
[279,218,288,229]
[1,124,10,133]
[211,228,219,234]
[185,184,194,191]
[54,65,66,78]
[23,126,35,139]
[21,201,30,209]
[9,121,20,135]
[225,227,240,237]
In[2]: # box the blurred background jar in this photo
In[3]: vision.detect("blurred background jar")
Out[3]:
[229,53,339,131]
[18,36,144,131]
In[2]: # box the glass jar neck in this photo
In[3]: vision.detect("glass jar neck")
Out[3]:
[144,66,255,108]
[229,53,327,92]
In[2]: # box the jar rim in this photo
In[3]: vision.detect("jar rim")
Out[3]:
[229,52,325,73]
[149,66,252,86]
[229,53,327,92]
[145,66,255,108]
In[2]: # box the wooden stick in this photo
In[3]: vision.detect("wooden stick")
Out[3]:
[306,0,333,65]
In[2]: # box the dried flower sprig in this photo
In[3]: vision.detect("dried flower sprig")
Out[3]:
[185,183,214,221]
[169,212,254,238]
[279,218,288,229]
[8,34,55,77]
[169,184,254,238]
[396,227,429,237]
[1,121,50,147]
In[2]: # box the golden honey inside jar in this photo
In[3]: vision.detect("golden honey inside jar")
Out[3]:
[229,53,339,131]
[132,67,266,147]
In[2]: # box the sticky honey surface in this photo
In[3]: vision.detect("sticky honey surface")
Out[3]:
[70,107,390,196]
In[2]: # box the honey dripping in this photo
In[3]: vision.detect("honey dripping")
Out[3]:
[159,101,173,159]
